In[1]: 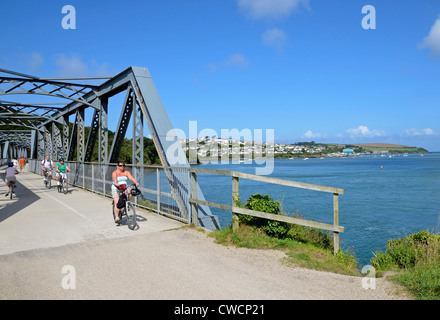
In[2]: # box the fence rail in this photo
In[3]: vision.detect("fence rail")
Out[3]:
[26,159,344,254]
[188,168,344,254]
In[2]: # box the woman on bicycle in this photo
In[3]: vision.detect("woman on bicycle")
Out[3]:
[56,158,71,186]
[4,162,19,197]
[111,161,139,224]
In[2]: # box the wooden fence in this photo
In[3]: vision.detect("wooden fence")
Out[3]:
[188,167,344,254]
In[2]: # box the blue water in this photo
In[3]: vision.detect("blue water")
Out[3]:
[196,153,440,266]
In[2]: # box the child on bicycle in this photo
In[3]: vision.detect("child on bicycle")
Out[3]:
[111,161,139,224]
[56,158,71,186]
[4,162,19,197]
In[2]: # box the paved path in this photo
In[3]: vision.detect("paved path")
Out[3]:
[0,169,184,256]
[0,169,409,300]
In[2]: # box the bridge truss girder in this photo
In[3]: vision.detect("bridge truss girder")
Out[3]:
[0,66,219,229]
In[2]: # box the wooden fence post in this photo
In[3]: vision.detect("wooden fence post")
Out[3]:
[333,193,340,255]
[232,176,239,233]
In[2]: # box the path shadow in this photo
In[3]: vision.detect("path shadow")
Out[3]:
[116,213,148,230]
[0,177,41,224]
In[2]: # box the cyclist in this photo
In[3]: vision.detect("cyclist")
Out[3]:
[41,155,55,181]
[4,162,19,197]
[111,161,139,224]
[56,158,71,186]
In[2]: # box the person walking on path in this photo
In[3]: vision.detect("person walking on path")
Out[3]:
[19,157,26,173]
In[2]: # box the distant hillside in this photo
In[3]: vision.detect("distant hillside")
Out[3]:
[355,143,413,149]
[353,143,429,153]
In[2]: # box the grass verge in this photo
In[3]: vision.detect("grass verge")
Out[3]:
[371,230,440,300]
[209,224,359,276]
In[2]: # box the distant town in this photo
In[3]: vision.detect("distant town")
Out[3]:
[180,138,429,162]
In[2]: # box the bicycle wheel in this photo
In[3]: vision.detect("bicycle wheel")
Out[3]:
[126,201,138,230]
[9,183,13,199]
[63,179,68,194]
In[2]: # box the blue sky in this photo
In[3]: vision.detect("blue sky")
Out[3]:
[1,0,440,150]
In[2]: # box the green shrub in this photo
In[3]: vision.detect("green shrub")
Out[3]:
[237,193,291,239]
[236,193,333,250]
[372,230,440,270]
[371,230,440,300]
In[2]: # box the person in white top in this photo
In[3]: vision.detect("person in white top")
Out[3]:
[4,162,19,196]
[41,155,55,180]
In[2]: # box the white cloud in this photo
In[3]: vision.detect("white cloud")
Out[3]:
[55,54,89,77]
[223,53,249,67]
[346,125,384,138]
[423,128,435,135]
[28,52,44,73]
[419,15,440,57]
[302,130,327,139]
[208,53,250,73]
[54,54,115,77]
[262,28,287,49]
[207,63,218,73]
[237,0,309,20]
[403,128,436,136]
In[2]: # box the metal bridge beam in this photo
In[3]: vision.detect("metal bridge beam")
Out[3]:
[0,66,220,230]
[108,86,134,164]
[98,97,108,164]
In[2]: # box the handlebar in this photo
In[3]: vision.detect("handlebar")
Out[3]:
[115,184,141,196]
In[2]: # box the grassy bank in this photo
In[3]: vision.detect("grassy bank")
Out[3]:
[210,224,359,276]
[371,230,440,300]
[209,193,359,276]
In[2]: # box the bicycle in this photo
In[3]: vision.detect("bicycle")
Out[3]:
[7,181,16,199]
[57,172,68,194]
[43,170,51,189]
[112,184,141,230]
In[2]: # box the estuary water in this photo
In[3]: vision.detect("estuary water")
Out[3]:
[196,153,440,266]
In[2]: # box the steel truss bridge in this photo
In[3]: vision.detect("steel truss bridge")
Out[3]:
[0,67,219,229]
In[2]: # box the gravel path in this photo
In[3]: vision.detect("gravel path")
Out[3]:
[0,227,409,300]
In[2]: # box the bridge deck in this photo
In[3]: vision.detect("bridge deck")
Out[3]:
[0,167,184,256]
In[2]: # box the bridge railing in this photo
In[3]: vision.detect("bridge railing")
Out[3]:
[0,158,10,166]
[27,160,191,223]
[27,159,344,254]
